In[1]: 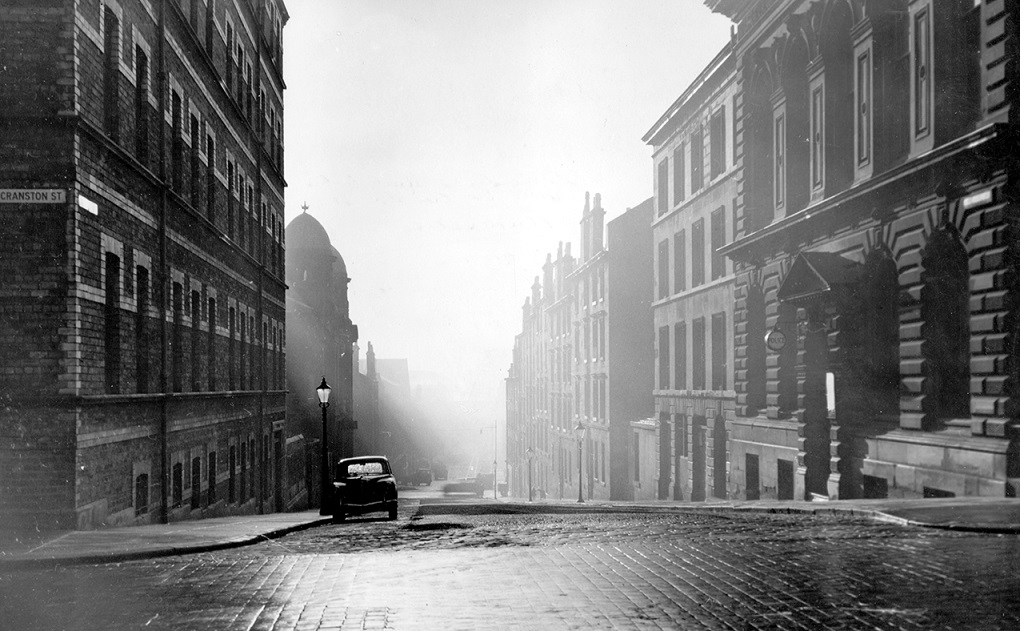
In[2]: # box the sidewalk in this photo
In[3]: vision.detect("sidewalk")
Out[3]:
[2,498,1018,569]
[0,511,331,569]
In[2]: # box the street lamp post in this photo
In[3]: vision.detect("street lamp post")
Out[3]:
[316,377,332,516]
[526,447,534,502]
[574,420,586,504]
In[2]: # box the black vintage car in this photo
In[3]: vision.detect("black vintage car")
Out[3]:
[332,456,398,522]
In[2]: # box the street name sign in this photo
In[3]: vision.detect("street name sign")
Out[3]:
[0,189,67,204]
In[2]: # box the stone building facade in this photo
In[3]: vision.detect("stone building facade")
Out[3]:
[643,43,739,503]
[0,0,289,530]
[708,0,1020,500]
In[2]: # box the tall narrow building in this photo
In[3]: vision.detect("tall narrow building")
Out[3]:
[643,43,738,503]
[285,209,359,508]
[0,0,289,530]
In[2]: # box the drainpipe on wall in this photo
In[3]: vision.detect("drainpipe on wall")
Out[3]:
[156,0,170,525]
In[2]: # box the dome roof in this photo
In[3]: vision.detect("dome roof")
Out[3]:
[286,212,331,252]
[330,245,348,279]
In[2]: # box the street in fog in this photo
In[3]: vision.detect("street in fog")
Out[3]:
[3,500,1019,630]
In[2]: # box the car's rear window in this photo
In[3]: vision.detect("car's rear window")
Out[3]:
[342,462,386,476]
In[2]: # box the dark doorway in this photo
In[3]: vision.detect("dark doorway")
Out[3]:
[658,412,671,500]
[777,459,794,500]
[673,413,685,501]
[713,413,727,499]
[691,416,706,502]
[274,430,284,512]
[745,454,760,500]
[863,474,888,499]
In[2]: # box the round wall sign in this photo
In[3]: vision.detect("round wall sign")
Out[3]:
[765,328,787,352]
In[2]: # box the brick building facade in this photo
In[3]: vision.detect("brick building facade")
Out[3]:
[0,0,289,530]
[708,0,1020,500]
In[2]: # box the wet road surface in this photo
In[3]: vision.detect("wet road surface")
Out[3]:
[2,501,1018,630]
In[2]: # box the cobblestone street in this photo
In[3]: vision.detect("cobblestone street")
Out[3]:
[2,502,1019,630]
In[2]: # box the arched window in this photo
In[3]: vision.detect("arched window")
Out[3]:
[818,0,854,195]
[777,301,798,417]
[744,63,774,232]
[864,250,900,419]
[745,282,767,415]
[780,35,810,215]
[922,225,970,420]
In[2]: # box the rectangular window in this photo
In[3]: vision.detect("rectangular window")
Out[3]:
[205,0,215,50]
[710,106,726,179]
[173,283,185,393]
[672,143,685,204]
[913,7,931,137]
[208,451,217,504]
[690,127,704,192]
[676,413,687,458]
[227,162,235,239]
[856,49,872,165]
[171,91,183,190]
[136,266,149,393]
[239,444,247,502]
[732,94,739,166]
[712,311,727,390]
[103,8,120,141]
[657,239,669,299]
[190,114,200,208]
[693,317,706,390]
[584,378,591,418]
[191,290,201,392]
[226,24,235,92]
[228,445,236,503]
[238,175,246,249]
[674,321,686,391]
[710,207,725,280]
[104,253,121,394]
[134,473,149,516]
[191,456,202,509]
[673,230,686,293]
[599,376,606,418]
[774,113,785,208]
[810,84,824,189]
[692,218,705,287]
[206,135,216,221]
[172,462,183,508]
[207,297,216,391]
[657,159,669,216]
[228,307,236,390]
[134,46,149,163]
[658,326,670,389]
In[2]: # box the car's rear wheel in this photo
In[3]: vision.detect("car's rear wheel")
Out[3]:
[388,504,398,520]
[332,504,346,523]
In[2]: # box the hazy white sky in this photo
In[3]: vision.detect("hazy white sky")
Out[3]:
[282,1,731,418]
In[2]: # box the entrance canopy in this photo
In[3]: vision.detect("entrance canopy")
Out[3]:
[777,251,862,304]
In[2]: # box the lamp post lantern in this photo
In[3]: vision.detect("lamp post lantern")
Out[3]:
[316,377,331,516]
[526,447,534,502]
[574,420,586,504]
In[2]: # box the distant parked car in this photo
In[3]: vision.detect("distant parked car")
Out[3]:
[442,478,483,497]
[410,468,433,486]
[332,456,398,522]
